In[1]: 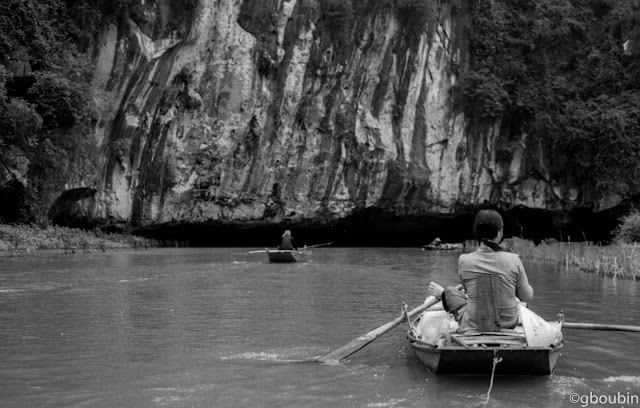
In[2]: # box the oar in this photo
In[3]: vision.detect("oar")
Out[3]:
[316,296,439,363]
[249,242,333,253]
[562,322,640,332]
[304,242,334,249]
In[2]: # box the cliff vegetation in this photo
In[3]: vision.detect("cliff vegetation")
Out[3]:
[0,0,142,224]
[461,0,640,196]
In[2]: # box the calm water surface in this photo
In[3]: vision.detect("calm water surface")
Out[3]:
[0,248,639,408]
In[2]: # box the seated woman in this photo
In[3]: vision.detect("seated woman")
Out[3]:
[428,210,534,333]
[277,230,298,250]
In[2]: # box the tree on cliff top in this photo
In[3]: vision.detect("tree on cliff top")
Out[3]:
[461,0,640,198]
[0,0,123,224]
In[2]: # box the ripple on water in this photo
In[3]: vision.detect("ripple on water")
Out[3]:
[366,398,407,407]
[153,386,209,406]
[117,278,149,283]
[219,346,324,362]
[602,375,640,386]
[0,288,23,293]
[547,375,590,395]
[2,282,70,292]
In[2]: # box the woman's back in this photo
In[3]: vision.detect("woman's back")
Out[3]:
[457,246,533,332]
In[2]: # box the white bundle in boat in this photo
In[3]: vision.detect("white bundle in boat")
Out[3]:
[416,309,453,347]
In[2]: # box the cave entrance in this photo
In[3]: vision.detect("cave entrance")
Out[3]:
[0,179,27,223]
[48,187,98,228]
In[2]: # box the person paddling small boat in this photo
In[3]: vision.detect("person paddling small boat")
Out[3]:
[408,210,562,375]
[278,230,298,250]
[267,230,299,263]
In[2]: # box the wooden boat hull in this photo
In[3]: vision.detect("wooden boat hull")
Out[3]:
[409,342,562,375]
[267,249,297,263]
[408,306,563,375]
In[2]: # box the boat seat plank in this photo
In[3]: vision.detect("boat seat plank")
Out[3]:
[476,332,526,339]
[450,335,470,349]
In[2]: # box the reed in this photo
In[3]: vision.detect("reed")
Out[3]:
[0,224,161,253]
[504,238,640,280]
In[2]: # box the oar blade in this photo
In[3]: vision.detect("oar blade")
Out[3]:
[317,320,402,363]
[317,297,439,363]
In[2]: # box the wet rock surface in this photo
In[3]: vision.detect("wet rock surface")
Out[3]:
[50,0,628,242]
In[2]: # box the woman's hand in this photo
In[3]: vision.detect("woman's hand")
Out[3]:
[427,281,445,300]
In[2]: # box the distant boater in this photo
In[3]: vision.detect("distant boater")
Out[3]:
[277,230,298,250]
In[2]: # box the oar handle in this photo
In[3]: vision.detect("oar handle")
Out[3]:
[305,242,334,249]
[562,322,640,332]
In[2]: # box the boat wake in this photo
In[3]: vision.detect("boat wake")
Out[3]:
[117,278,149,283]
[547,375,589,395]
[0,283,69,293]
[0,287,22,293]
[365,398,407,408]
[220,347,324,363]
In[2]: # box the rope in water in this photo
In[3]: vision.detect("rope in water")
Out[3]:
[484,350,503,404]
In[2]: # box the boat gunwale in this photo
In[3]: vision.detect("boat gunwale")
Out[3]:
[408,340,564,353]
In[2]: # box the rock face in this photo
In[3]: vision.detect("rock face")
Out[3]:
[74,0,612,238]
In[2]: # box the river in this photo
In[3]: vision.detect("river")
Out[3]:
[0,248,639,408]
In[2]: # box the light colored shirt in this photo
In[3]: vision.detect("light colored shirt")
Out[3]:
[457,245,534,332]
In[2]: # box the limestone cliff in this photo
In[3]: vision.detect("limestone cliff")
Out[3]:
[68,0,618,239]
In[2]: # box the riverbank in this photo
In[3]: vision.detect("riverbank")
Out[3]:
[505,237,640,280]
[0,224,162,253]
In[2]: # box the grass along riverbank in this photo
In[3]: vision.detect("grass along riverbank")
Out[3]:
[0,224,160,253]
[505,238,640,280]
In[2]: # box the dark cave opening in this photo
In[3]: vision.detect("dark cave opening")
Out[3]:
[0,179,27,223]
[132,205,628,247]
[48,187,98,229]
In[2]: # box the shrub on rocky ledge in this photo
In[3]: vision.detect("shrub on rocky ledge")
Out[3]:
[612,210,640,244]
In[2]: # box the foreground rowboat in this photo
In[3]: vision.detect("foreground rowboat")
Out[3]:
[407,303,563,375]
[266,248,297,263]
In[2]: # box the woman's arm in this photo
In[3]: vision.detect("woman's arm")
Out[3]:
[515,259,534,302]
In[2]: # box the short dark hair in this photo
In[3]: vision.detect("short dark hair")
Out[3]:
[474,209,504,241]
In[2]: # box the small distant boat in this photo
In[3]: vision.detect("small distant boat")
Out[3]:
[266,248,297,263]
[422,243,462,251]
[407,303,563,375]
